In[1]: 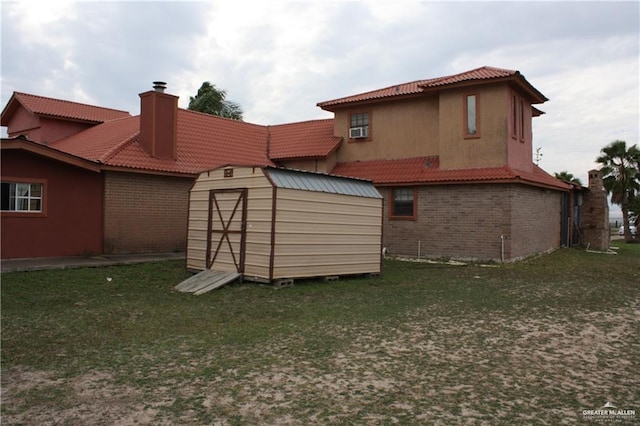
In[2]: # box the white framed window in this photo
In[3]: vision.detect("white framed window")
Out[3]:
[1,181,44,212]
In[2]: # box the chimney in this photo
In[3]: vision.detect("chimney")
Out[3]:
[139,81,178,160]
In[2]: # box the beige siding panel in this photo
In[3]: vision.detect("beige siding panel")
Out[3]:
[272,188,382,279]
[187,167,274,273]
[274,262,381,279]
[276,232,380,245]
[275,243,380,256]
[188,166,382,281]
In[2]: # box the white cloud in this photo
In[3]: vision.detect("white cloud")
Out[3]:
[1,0,638,190]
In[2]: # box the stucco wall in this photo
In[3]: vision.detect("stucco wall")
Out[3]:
[1,150,103,258]
[438,85,509,170]
[334,96,440,163]
[103,171,193,254]
[381,183,561,261]
[5,107,93,143]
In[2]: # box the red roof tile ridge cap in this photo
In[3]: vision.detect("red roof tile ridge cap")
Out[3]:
[270,117,335,127]
[418,66,518,87]
[13,91,131,115]
[178,108,266,128]
[317,78,432,106]
[99,132,141,163]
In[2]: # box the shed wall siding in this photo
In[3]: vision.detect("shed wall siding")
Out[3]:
[273,188,382,278]
[187,167,383,280]
[187,167,273,276]
[104,171,192,254]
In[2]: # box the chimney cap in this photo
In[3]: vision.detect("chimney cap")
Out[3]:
[153,81,167,92]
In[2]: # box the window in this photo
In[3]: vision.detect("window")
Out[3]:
[520,99,526,141]
[1,181,43,212]
[464,94,479,137]
[349,112,370,139]
[391,187,415,219]
[512,94,518,138]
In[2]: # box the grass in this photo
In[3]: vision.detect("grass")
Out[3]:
[2,243,639,424]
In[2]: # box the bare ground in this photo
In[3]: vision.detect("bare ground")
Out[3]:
[2,297,638,425]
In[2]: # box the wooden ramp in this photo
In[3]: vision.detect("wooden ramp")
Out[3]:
[175,270,241,295]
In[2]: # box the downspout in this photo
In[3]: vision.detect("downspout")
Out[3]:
[500,234,505,263]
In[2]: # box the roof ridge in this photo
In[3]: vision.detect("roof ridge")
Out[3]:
[178,108,267,129]
[99,131,140,163]
[270,117,335,127]
[13,91,130,115]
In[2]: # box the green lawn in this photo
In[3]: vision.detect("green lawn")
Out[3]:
[2,243,639,424]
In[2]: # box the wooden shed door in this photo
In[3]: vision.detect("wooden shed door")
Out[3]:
[206,189,248,273]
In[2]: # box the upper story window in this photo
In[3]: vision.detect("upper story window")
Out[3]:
[390,187,416,220]
[349,112,370,140]
[512,93,527,143]
[512,94,518,139]
[1,181,44,213]
[520,99,526,141]
[464,94,479,138]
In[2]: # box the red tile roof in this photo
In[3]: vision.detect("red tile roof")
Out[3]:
[331,157,570,190]
[53,109,274,174]
[1,92,130,125]
[318,66,547,110]
[268,119,341,160]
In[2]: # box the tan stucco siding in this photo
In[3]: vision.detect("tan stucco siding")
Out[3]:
[335,96,439,163]
[438,84,509,169]
[278,153,337,173]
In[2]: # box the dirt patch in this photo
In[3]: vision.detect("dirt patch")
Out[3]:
[2,301,638,424]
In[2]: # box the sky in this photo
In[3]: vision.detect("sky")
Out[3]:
[1,0,638,192]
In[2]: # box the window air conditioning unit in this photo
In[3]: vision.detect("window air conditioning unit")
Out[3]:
[349,127,367,139]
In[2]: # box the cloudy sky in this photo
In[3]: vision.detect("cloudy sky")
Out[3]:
[1,0,638,188]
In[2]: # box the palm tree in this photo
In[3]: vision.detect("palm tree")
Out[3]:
[188,82,243,120]
[596,140,640,242]
[554,171,583,186]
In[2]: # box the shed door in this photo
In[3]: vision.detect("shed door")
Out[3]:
[206,188,248,273]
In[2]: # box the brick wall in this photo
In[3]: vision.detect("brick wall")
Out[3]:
[382,183,562,261]
[580,170,610,251]
[509,185,562,259]
[103,171,194,254]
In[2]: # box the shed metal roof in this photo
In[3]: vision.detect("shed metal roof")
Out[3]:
[265,167,382,199]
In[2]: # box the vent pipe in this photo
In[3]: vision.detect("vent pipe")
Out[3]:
[153,81,167,93]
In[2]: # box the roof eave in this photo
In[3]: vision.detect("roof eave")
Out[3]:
[317,92,427,112]
[1,137,101,173]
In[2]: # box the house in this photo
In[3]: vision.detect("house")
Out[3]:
[2,67,578,262]
[1,83,338,258]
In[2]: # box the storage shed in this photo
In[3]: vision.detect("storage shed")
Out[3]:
[187,166,383,282]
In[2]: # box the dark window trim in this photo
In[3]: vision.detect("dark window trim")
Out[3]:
[389,187,417,220]
[511,93,518,139]
[519,99,526,142]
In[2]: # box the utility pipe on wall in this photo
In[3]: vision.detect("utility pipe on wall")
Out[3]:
[500,234,505,263]
[418,240,421,258]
